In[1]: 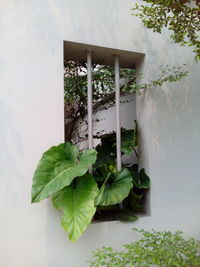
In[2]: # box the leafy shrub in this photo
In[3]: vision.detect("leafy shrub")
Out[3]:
[89,228,200,267]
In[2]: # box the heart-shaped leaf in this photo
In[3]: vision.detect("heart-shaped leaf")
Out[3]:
[129,164,150,189]
[52,174,99,242]
[121,129,137,155]
[31,142,97,203]
[95,168,133,206]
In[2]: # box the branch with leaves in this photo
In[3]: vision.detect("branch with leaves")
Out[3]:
[64,61,188,142]
[64,61,135,141]
[132,0,200,60]
[123,64,189,93]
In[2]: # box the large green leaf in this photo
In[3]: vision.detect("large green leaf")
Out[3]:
[31,142,97,203]
[52,174,99,242]
[95,168,133,206]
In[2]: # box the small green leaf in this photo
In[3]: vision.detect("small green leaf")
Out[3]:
[139,168,150,189]
[52,174,99,242]
[31,142,97,202]
[129,164,150,189]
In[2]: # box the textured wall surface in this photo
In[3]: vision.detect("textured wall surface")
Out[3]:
[0,0,200,266]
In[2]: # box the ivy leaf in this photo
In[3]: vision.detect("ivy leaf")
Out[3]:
[95,168,133,206]
[52,174,99,242]
[31,142,97,203]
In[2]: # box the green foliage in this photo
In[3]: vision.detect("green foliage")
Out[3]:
[123,65,189,94]
[120,129,137,155]
[31,126,150,241]
[64,61,135,117]
[132,1,200,60]
[129,164,150,189]
[95,168,133,206]
[64,61,137,141]
[89,228,200,266]
[52,174,98,242]
[32,56,189,241]
[94,133,116,169]
[94,127,138,169]
[93,125,150,221]
[64,62,188,142]
[31,142,97,203]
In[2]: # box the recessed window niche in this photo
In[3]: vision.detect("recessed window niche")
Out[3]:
[63,40,149,222]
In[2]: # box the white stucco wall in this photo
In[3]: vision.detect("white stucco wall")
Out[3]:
[0,1,200,267]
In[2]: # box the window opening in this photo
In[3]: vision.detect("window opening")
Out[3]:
[64,41,149,222]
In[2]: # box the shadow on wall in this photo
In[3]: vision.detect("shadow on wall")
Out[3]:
[136,28,200,223]
[135,26,200,167]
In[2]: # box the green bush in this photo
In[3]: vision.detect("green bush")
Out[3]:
[89,228,200,267]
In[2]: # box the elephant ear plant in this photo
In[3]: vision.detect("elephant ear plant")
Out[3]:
[31,125,150,242]
[31,142,98,242]
[92,124,150,222]
[31,62,189,242]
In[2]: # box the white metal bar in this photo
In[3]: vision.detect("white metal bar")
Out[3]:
[87,50,93,149]
[114,54,122,170]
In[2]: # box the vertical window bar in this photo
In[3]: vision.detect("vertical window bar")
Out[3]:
[114,54,122,171]
[87,50,93,149]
